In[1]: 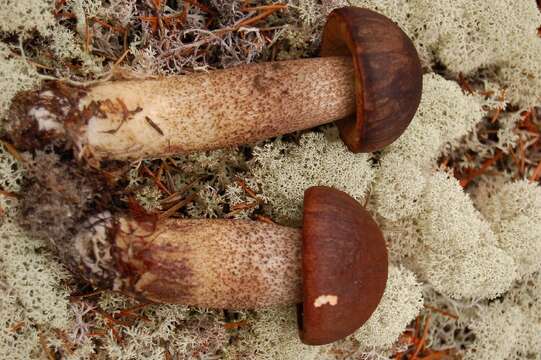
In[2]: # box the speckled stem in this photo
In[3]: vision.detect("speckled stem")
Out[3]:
[70,216,302,309]
[78,56,355,160]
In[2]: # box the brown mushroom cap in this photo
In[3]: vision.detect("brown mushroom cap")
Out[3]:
[321,7,423,153]
[299,186,388,345]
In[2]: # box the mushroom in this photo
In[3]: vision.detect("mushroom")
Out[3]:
[63,186,388,345]
[9,7,422,161]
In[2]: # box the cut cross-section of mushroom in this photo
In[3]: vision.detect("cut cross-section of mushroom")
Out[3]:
[8,7,422,161]
[62,186,388,345]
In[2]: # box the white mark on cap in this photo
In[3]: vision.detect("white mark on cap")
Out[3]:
[314,294,338,308]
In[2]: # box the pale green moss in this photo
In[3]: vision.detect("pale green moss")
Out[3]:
[0,223,71,328]
[373,152,427,221]
[385,74,484,168]
[229,307,321,360]
[0,287,41,359]
[354,266,423,352]
[251,126,374,226]
[464,302,524,360]
[417,172,516,299]
[0,44,40,123]
[477,180,541,278]
[506,272,541,358]
[0,0,56,37]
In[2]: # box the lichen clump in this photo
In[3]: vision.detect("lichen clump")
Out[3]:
[1,0,541,359]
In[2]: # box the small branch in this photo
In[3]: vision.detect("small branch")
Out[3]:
[459,150,503,187]
[159,193,197,219]
[530,160,541,182]
[38,331,55,360]
[254,215,275,224]
[424,304,459,320]
[0,140,25,163]
[411,315,431,359]
[241,4,288,12]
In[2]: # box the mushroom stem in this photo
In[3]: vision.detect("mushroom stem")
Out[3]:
[70,216,302,309]
[78,56,355,160]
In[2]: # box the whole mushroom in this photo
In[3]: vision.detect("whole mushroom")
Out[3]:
[63,186,388,345]
[8,7,422,162]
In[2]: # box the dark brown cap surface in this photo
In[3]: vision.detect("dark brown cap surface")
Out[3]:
[299,186,388,345]
[320,7,423,153]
